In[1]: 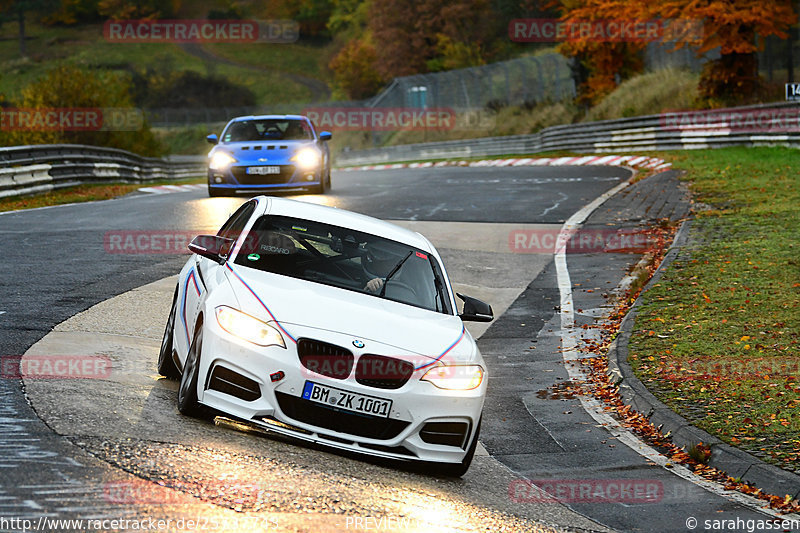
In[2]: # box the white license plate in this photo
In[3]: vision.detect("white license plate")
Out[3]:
[302,381,392,418]
[247,166,280,175]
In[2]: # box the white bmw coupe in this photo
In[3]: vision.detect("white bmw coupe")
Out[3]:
[158,196,493,476]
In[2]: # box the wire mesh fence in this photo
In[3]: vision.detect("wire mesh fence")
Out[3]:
[367,53,575,110]
[145,54,576,128]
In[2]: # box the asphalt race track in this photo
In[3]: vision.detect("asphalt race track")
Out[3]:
[0,166,785,532]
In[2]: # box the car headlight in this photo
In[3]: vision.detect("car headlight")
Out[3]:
[421,365,484,390]
[209,151,237,171]
[291,147,320,170]
[215,306,286,348]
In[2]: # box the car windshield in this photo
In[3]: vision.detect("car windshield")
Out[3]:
[222,119,313,142]
[235,215,452,314]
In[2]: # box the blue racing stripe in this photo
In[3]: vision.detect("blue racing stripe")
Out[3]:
[415,325,466,371]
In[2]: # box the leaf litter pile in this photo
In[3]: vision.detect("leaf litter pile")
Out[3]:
[565,218,800,514]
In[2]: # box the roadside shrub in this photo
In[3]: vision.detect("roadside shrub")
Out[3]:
[1,64,164,157]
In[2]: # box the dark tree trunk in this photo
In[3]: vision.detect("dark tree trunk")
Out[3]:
[17,7,26,57]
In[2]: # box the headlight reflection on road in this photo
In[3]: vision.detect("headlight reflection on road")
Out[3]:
[183,197,247,233]
[294,195,338,206]
[392,493,475,532]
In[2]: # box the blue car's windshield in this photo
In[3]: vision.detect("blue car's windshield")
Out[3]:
[222,119,313,142]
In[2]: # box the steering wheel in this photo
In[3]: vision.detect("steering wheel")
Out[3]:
[383,280,418,301]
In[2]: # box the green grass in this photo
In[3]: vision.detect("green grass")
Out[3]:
[584,68,700,121]
[0,21,322,106]
[629,147,800,470]
[204,41,332,81]
[155,124,220,156]
[0,177,203,212]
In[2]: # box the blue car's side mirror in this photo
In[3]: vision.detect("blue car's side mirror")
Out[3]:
[207,134,218,145]
[319,131,332,141]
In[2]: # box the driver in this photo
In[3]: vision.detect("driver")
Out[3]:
[362,241,404,293]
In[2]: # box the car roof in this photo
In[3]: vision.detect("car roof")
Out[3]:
[228,115,308,122]
[257,196,433,252]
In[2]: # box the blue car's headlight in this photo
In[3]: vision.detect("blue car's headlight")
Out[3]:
[291,148,321,170]
[209,151,237,171]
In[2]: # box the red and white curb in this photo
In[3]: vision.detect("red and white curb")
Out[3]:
[338,155,671,172]
[138,184,206,194]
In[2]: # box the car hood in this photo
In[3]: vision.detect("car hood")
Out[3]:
[225,265,471,363]
[217,140,315,162]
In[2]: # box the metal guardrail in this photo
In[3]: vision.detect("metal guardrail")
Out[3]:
[0,145,206,199]
[335,102,800,166]
[3,101,798,198]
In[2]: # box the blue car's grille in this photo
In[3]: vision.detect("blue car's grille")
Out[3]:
[232,165,295,185]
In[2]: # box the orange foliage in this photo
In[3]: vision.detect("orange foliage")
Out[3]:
[328,36,388,100]
[650,0,797,104]
[552,0,647,105]
[556,0,798,105]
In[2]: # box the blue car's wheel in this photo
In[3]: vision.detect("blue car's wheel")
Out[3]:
[314,168,330,194]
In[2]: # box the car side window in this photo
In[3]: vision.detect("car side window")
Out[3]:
[217,201,256,242]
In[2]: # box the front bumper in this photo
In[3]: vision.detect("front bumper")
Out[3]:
[195,319,486,464]
[208,163,322,193]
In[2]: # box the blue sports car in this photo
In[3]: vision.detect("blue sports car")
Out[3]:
[206,115,332,197]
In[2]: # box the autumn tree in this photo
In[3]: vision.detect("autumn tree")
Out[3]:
[97,0,180,20]
[248,0,333,37]
[551,0,647,106]
[645,0,797,105]
[368,0,493,78]
[44,0,102,25]
[328,34,386,99]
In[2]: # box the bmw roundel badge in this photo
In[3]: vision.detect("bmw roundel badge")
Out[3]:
[352,339,365,349]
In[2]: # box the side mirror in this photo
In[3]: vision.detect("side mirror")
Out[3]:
[319,131,332,141]
[188,235,233,265]
[206,133,218,145]
[457,293,494,322]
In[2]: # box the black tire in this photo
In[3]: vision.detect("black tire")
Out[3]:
[178,325,204,417]
[313,172,328,194]
[208,186,223,197]
[157,285,180,380]
[436,418,481,477]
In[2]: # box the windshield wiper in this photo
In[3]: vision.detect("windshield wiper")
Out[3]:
[379,250,413,297]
